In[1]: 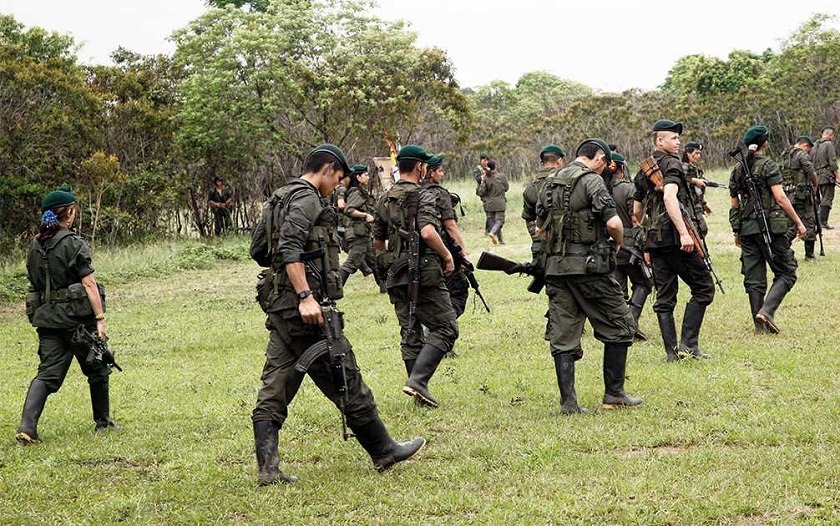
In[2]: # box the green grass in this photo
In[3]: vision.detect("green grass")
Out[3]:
[1,174,838,524]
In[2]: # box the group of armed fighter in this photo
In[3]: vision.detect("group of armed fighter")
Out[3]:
[16,121,836,487]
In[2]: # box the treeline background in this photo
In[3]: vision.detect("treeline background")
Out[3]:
[1,1,838,257]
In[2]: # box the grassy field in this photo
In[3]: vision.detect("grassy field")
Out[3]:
[1,173,839,524]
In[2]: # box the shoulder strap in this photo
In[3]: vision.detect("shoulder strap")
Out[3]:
[40,230,75,303]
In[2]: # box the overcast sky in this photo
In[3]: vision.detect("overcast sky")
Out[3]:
[3,0,839,92]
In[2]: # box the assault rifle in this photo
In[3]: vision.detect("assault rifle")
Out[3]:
[704,180,729,189]
[447,241,490,312]
[619,245,653,283]
[294,245,354,441]
[398,191,421,335]
[72,325,122,372]
[730,143,774,260]
[681,179,726,294]
[476,252,545,294]
[812,185,825,256]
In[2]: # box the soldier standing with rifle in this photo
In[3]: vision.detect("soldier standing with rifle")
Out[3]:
[682,142,711,237]
[249,144,424,486]
[633,120,715,361]
[608,152,652,341]
[373,145,459,408]
[811,125,838,229]
[536,139,641,414]
[729,127,806,334]
[780,136,820,259]
[523,145,565,266]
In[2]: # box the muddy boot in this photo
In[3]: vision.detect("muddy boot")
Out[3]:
[656,311,680,362]
[253,420,297,485]
[553,353,586,414]
[678,303,710,359]
[748,291,769,334]
[15,379,50,445]
[601,343,643,409]
[403,344,447,408]
[352,417,426,472]
[90,382,117,431]
[756,280,793,334]
[804,240,815,259]
[629,287,650,341]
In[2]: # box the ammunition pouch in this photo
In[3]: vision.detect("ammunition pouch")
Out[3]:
[768,207,789,235]
[29,282,106,329]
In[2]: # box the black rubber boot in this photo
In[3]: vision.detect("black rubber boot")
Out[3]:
[90,382,117,431]
[601,343,643,409]
[403,344,447,408]
[359,259,374,277]
[351,417,426,472]
[553,353,586,414]
[656,311,680,362]
[748,291,769,334]
[15,379,50,445]
[804,240,815,259]
[629,287,650,341]
[819,206,832,229]
[253,420,297,485]
[340,268,351,286]
[756,280,793,334]
[678,303,710,359]
[404,359,415,377]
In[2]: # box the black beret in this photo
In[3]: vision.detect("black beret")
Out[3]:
[653,119,683,135]
[576,138,611,161]
[684,142,704,151]
[795,136,814,147]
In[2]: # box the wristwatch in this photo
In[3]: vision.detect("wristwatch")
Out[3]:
[297,289,312,300]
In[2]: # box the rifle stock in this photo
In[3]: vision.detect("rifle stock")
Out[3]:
[476,252,545,294]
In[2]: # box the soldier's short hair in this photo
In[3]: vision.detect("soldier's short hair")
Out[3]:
[578,142,605,160]
[398,158,421,173]
[303,151,343,174]
[541,153,561,164]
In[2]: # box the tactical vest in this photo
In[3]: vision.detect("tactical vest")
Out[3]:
[25,230,104,328]
[380,182,421,258]
[541,164,612,275]
[734,156,788,236]
[780,147,808,188]
[261,181,343,301]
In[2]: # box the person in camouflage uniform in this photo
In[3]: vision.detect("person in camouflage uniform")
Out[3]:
[422,154,470,321]
[536,139,641,414]
[373,145,459,409]
[477,160,509,244]
[681,142,711,238]
[17,186,114,444]
[250,144,424,485]
[608,152,652,341]
[729,127,806,334]
[472,152,490,184]
[780,136,819,259]
[523,145,565,264]
[340,164,385,291]
[811,125,838,229]
[633,120,714,361]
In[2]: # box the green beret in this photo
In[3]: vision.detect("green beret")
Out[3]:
[576,138,611,161]
[350,164,369,175]
[796,136,814,147]
[41,186,77,211]
[539,144,566,160]
[684,142,704,151]
[821,125,835,133]
[743,125,769,147]
[397,144,433,162]
[479,152,489,159]
[610,152,626,163]
[307,143,351,174]
[653,119,683,135]
[427,154,444,169]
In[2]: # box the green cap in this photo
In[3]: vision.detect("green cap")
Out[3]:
[610,152,625,163]
[743,125,769,147]
[397,144,433,162]
[653,119,683,135]
[41,185,77,211]
[307,143,351,174]
[539,144,566,160]
[795,136,814,147]
[427,154,444,169]
[350,164,369,175]
[479,152,489,159]
[576,138,611,161]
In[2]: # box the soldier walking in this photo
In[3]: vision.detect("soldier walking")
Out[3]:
[340,164,385,291]
[477,160,509,244]
[373,145,459,408]
[811,125,838,229]
[780,136,819,259]
[249,144,424,485]
[536,139,641,414]
[729,127,806,334]
[633,120,715,361]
